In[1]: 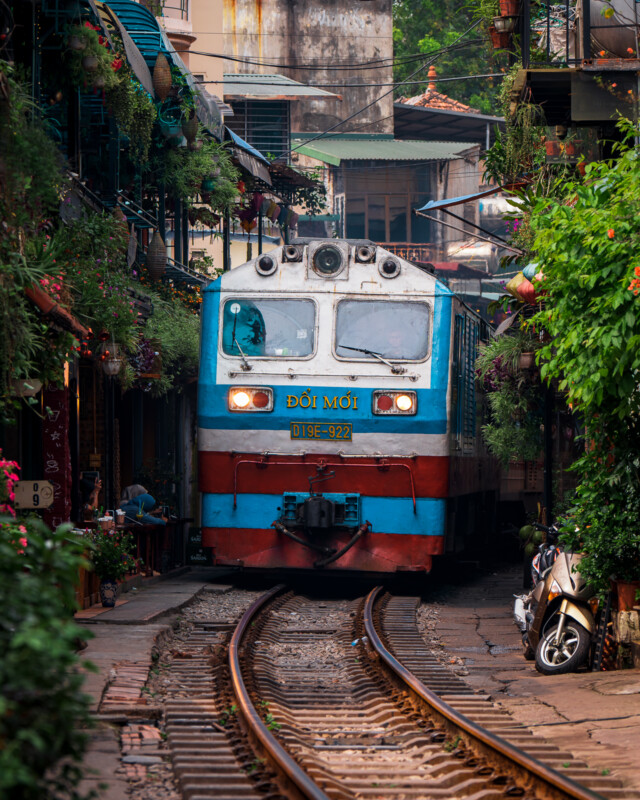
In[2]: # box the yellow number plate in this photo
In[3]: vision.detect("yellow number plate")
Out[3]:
[290,423,352,441]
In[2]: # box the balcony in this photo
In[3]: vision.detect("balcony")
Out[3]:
[511,0,639,127]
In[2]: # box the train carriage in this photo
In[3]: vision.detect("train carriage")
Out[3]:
[198,239,498,573]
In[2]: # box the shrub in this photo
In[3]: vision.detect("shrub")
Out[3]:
[0,515,95,799]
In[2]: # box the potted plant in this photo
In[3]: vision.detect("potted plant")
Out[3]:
[88,528,137,606]
[560,453,640,602]
[475,328,544,465]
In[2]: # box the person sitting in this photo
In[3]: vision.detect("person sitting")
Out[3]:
[119,484,166,526]
[80,474,102,520]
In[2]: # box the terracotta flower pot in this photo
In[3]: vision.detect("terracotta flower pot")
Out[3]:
[617,580,640,611]
[499,0,519,15]
[489,26,511,49]
[545,140,561,156]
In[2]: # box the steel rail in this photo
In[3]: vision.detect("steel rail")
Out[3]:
[228,585,332,800]
[363,586,605,800]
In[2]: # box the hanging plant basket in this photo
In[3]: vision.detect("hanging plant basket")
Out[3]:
[68,34,87,51]
[146,232,167,280]
[153,52,172,102]
[82,55,99,72]
[182,112,198,143]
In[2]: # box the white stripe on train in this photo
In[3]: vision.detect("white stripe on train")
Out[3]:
[198,428,449,457]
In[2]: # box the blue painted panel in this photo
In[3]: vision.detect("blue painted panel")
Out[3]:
[198,289,453,436]
[202,493,446,536]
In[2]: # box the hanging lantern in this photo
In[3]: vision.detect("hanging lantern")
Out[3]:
[260,197,271,216]
[182,112,198,143]
[153,52,172,102]
[99,342,124,377]
[146,232,167,280]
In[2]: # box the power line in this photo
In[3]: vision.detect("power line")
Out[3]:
[172,40,484,71]
[199,72,505,89]
[285,23,483,158]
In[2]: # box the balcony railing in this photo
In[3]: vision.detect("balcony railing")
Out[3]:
[519,0,640,68]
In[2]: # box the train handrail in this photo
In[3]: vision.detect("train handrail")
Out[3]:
[228,585,332,800]
[233,457,416,512]
[363,586,605,800]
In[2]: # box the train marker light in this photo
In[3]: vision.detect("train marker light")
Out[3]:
[372,390,417,415]
[228,387,274,412]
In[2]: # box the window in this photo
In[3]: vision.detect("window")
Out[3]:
[222,298,315,358]
[335,300,430,361]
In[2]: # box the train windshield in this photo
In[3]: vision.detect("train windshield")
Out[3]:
[221,298,316,358]
[335,300,430,361]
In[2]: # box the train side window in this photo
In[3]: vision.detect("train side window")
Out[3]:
[335,300,430,361]
[221,298,316,358]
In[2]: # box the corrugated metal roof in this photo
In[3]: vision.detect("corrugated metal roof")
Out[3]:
[224,73,340,100]
[291,138,475,166]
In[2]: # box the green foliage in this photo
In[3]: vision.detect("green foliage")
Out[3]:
[53,213,139,353]
[152,139,239,208]
[528,132,640,418]
[64,23,118,92]
[0,515,95,799]
[105,66,157,163]
[87,527,136,580]
[559,449,640,595]
[143,297,200,395]
[0,65,78,423]
[527,120,640,591]
[475,329,544,464]
[392,0,503,114]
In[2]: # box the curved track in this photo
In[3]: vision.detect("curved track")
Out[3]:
[227,587,627,800]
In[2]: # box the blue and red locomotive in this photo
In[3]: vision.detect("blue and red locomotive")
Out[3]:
[198,239,497,573]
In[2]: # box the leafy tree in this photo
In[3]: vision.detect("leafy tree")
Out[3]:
[527,123,640,590]
[392,0,504,114]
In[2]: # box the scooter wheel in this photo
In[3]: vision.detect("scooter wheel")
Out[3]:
[535,620,591,675]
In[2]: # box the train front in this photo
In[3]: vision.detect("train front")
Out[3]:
[198,239,453,573]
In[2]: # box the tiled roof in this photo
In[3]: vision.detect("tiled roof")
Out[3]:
[399,67,480,114]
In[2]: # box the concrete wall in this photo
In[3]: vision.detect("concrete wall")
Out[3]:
[222,0,393,134]
[190,0,225,89]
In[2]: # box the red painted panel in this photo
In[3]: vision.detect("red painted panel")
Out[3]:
[202,526,444,573]
[199,451,450,498]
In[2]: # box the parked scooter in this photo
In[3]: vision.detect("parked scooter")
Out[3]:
[514,522,597,675]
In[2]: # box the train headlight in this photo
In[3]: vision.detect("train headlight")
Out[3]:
[228,387,274,412]
[313,244,343,275]
[395,394,413,412]
[373,390,417,415]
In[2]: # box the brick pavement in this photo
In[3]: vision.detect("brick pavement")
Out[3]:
[74,568,233,798]
[428,565,640,796]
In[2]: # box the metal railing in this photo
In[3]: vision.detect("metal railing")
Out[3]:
[520,0,640,68]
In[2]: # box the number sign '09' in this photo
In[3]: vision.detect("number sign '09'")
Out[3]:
[13,480,54,509]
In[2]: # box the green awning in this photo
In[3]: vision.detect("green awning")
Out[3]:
[224,73,340,101]
[292,137,476,167]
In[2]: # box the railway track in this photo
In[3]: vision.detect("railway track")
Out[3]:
[165,587,636,800]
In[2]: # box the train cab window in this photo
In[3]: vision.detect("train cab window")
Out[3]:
[221,298,316,358]
[335,300,430,361]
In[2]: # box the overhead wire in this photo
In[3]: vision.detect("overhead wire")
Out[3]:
[284,20,484,158]
[173,39,485,72]
[197,72,506,89]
